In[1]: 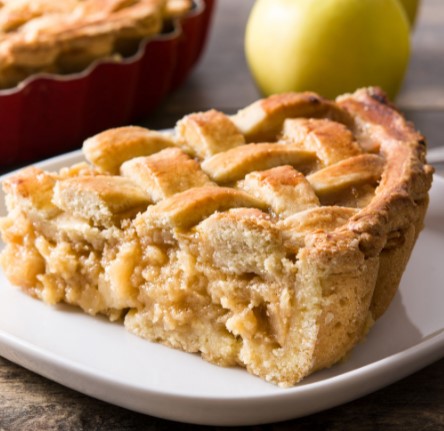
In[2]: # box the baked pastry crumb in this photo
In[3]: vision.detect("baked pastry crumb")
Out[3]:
[0,87,433,386]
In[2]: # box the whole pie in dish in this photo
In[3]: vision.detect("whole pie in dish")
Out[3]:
[0,0,193,89]
[0,87,433,386]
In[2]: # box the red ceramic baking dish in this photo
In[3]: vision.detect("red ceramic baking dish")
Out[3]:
[0,0,215,167]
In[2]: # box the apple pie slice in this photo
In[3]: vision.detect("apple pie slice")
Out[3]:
[0,87,433,386]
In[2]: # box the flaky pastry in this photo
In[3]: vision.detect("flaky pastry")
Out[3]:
[0,0,193,88]
[0,87,433,386]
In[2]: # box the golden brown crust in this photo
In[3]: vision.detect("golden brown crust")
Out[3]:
[83,126,176,174]
[0,87,433,386]
[337,87,433,256]
[238,166,320,218]
[201,143,316,184]
[0,0,193,88]
[282,118,362,167]
[176,109,245,158]
[307,154,385,196]
[231,91,354,142]
[53,175,151,226]
[120,147,214,202]
[139,185,267,230]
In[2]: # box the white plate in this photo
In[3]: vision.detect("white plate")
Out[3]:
[0,151,443,426]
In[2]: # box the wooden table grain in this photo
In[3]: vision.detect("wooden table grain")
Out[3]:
[1,0,444,429]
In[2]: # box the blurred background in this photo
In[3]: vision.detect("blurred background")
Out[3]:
[145,0,443,155]
[1,0,442,170]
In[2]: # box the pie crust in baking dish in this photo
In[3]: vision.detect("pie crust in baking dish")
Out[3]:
[0,0,193,88]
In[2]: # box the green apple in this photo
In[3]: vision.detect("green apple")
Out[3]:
[398,0,421,27]
[245,0,411,100]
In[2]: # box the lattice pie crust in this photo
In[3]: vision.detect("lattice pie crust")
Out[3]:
[0,88,433,386]
[0,0,193,88]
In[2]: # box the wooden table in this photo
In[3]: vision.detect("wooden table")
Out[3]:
[1,0,443,429]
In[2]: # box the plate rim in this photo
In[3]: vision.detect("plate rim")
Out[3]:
[1,323,443,425]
